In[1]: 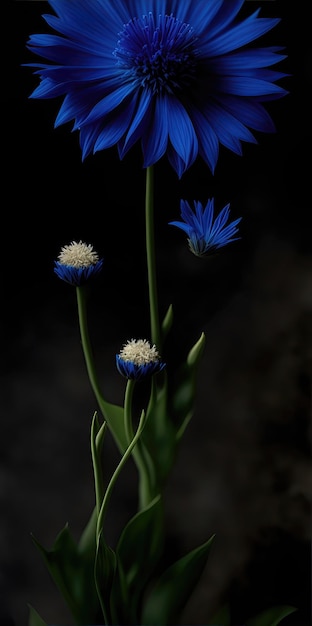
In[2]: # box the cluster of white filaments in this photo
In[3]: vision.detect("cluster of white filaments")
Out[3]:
[119,339,160,365]
[58,240,99,268]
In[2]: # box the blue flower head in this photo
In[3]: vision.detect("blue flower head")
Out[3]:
[54,240,104,286]
[116,339,166,381]
[169,198,242,257]
[25,0,288,177]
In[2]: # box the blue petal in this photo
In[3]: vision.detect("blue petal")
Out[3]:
[93,96,138,152]
[54,259,103,286]
[116,355,166,380]
[191,110,219,173]
[219,76,287,97]
[205,0,246,38]
[118,88,153,158]
[82,83,137,125]
[203,102,256,154]
[219,96,276,133]
[166,95,198,170]
[142,98,169,167]
[203,13,281,56]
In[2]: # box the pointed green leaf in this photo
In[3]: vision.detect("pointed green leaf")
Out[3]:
[161,303,173,340]
[28,605,48,626]
[142,377,177,491]
[116,495,164,620]
[98,399,127,453]
[31,524,100,624]
[142,534,215,625]
[78,505,97,558]
[141,333,206,496]
[172,332,206,435]
[246,605,297,626]
[187,331,206,367]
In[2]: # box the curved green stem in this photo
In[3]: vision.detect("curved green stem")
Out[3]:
[76,285,128,454]
[96,409,147,539]
[124,379,154,509]
[76,285,105,408]
[90,413,107,518]
[124,379,135,445]
[145,166,161,350]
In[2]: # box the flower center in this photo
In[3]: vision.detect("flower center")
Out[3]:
[114,13,198,94]
[58,241,99,268]
[119,339,160,365]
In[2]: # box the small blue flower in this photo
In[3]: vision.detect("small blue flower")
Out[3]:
[169,198,242,257]
[116,339,166,381]
[25,0,288,177]
[54,240,103,286]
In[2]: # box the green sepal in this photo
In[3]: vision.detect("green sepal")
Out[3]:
[31,524,100,624]
[28,605,48,626]
[115,495,164,622]
[142,534,215,625]
[245,605,297,626]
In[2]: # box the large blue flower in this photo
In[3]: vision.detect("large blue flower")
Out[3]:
[169,198,241,256]
[25,0,288,177]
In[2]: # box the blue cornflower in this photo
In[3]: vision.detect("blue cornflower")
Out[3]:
[116,339,166,381]
[169,198,242,257]
[54,240,103,286]
[25,0,288,177]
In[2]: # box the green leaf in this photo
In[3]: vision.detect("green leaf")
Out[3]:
[78,505,97,557]
[28,605,48,626]
[141,332,206,495]
[161,303,173,341]
[94,530,117,625]
[173,332,206,441]
[187,331,206,367]
[142,534,215,625]
[98,398,127,453]
[245,605,297,626]
[116,495,164,621]
[31,524,100,624]
[142,377,177,492]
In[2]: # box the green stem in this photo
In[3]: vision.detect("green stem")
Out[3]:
[96,409,147,539]
[124,379,153,509]
[76,286,104,408]
[76,285,128,454]
[124,379,135,445]
[90,413,107,518]
[145,165,161,350]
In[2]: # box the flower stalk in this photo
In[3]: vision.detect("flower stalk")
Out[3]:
[145,165,161,351]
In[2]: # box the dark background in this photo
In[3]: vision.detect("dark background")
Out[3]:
[2,1,311,625]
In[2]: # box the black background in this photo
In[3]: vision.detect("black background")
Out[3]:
[2,1,311,625]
